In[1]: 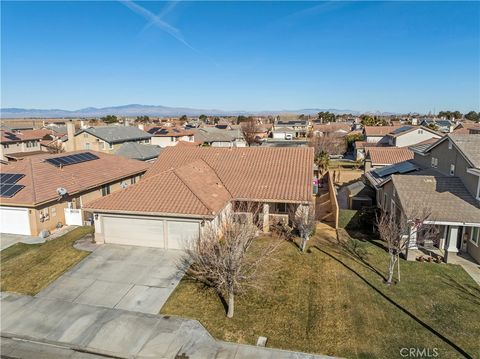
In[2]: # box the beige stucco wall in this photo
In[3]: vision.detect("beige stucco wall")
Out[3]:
[65,133,151,154]
[25,173,142,235]
[0,139,43,161]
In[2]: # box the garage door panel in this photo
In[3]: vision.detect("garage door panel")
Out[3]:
[167,221,199,250]
[104,216,164,248]
[0,207,30,235]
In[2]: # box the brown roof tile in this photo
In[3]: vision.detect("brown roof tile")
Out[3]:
[84,147,314,217]
[364,126,402,137]
[0,150,149,206]
[367,147,414,165]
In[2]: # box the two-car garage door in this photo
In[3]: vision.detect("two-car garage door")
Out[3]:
[102,215,199,250]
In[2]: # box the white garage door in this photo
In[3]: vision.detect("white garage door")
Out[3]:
[0,206,31,235]
[103,216,165,248]
[167,221,199,250]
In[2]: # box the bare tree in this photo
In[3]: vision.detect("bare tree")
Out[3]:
[289,204,316,252]
[376,208,433,285]
[309,134,347,157]
[46,140,65,154]
[241,118,260,146]
[182,208,278,318]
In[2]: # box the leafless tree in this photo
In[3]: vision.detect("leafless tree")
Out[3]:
[309,134,347,156]
[376,208,433,285]
[241,118,261,146]
[182,206,278,318]
[289,204,316,252]
[46,140,65,154]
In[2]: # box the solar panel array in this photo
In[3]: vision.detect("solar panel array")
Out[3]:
[45,152,99,167]
[0,173,25,198]
[373,161,418,178]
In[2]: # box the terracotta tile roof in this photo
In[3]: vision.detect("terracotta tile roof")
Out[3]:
[84,146,314,217]
[366,147,414,165]
[392,170,480,223]
[1,130,44,143]
[0,151,149,207]
[354,141,389,149]
[176,140,202,147]
[313,124,351,133]
[84,159,231,217]
[363,126,402,137]
[147,147,313,202]
[453,123,480,134]
[147,126,194,137]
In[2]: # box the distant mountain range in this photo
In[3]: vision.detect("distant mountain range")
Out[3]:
[0,104,395,118]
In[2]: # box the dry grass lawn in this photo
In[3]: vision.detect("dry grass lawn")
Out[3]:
[161,224,480,359]
[1,226,93,295]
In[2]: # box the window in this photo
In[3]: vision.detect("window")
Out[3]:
[450,164,455,176]
[85,143,90,150]
[471,227,479,246]
[109,143,114,150]
[3,144,9,149]
[418,129,423,134]
[392,188,396,197]
[101,184,110,196]
[83,133,88,138]
[275,203,287,213]
[39,208,50,222]
[131,176,136,185]
[431,157,438,168]
[100,141,105,150]
[448,141,452,150]
[51,207,56,217]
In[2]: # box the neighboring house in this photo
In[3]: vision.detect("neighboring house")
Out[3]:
[383,125,442,147]
[84,147,314,250]
[354,141,389,161]
[453,122,480,135]
[193,127,246,147]
[312,123,352,137]
[363,126,402,143]
[147,126,195,147]
[0,150,149,236]
[273,119,310,138]
[366,134,480,263]
[0,130,44,161]
[114,142,163,162]
[420,119,454,133]
[364,147,414,172]
[63,124,152,153]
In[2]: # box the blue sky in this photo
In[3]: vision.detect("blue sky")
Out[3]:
[1,1,479,113]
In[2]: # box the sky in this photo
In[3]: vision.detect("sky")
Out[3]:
[1,1,479,114]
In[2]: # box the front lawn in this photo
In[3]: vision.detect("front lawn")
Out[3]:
[161,225,480,358]
[0,226,93,295]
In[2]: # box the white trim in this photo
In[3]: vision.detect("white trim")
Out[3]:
[423,220,480,227]
[470,227,479,247]
[467,168,480,176]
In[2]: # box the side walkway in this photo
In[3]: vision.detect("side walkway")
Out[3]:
[0,292,335,359]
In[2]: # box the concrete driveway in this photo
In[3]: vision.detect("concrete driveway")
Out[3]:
[0,233,44,251]
[37,244,185,314]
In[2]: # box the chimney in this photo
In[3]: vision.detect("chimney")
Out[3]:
[138,123,144,131]
[66,120,76,152]
[80,120,87,129]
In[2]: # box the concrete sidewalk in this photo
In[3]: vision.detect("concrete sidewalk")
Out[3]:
[0,234,44,251]
[0,292,334,359]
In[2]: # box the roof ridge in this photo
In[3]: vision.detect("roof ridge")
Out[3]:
[172,163,217,215]
[27,158,37,203]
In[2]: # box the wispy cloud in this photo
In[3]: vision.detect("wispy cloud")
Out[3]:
[120,0,198,53]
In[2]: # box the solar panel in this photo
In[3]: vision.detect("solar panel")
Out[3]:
[0,183,25,198]
[373,161,419,177]
[0,173,25,184]
[45,152,99,167]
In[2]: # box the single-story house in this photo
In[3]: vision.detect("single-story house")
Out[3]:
[0,151,149,236]
[364,147,414,172]
[192,127,246,147]
[84,146,314,250]
[114,142,163,162]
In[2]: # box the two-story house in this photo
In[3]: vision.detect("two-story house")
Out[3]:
[0,130,44,161]
[63,123,152,153]
[384,125,442,147]
[147,126,195,147]
[272,119,310,139]
[366,134,480,264]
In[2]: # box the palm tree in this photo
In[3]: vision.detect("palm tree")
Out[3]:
[315,150,330,176]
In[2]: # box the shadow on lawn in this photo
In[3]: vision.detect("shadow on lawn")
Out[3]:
[441,273,480,307]
[310,244,473,359]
